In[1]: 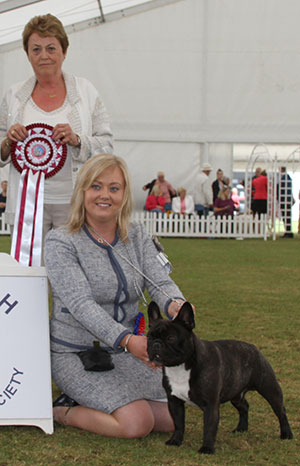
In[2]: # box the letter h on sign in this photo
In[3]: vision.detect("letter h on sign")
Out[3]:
[0,293,18,315]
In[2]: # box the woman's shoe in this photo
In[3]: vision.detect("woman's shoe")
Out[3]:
[53,393,79,408]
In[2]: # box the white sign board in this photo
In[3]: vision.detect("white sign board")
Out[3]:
[0,253,53,434]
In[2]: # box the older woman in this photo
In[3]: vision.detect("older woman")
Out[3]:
[44,154,187,438]
[171,187,194,215]
[0,14,113,237]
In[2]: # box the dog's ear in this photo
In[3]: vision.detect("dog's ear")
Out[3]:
[148,301,163,327]
[173,302,195,331]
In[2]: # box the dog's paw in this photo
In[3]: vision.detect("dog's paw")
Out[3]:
[232,426,248,433]
[280,430,293,440]
[198,445,215,455]
[165,433,183,447]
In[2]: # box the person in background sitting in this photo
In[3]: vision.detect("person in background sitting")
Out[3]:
[145,184,165,213]
[0,180,7,216]
[155,171,176,211]
[171,187,194,215]
[214,185,236,217]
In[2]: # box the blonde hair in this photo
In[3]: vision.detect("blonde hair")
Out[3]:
[23,14,69,54]
[177,187,186,196]
[151,184,161,196]
[218,185,231,200]
[66,154,133,242]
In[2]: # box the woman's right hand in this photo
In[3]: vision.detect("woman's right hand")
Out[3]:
[7,123,28,143]
[1,124,27,161]
[125,335,158,369]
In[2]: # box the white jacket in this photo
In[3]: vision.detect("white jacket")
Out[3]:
[0,72,113,224]
[172,195,195,214]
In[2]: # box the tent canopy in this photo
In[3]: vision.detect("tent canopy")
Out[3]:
[1,0,300,207]
[0,0,153,45]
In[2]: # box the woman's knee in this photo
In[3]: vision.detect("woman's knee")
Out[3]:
[115,401,155,438]
[123,417,154,438]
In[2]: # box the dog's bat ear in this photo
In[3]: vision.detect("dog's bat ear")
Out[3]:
[148,301,163,326]
[174,302,195,330]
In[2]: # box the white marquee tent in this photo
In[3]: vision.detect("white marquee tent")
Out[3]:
[1,0,300,209]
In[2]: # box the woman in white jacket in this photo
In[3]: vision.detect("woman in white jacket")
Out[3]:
[0,14,113,238]
[171,187,195,215]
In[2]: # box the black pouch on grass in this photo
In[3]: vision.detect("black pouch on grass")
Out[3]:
[77,341,114,371]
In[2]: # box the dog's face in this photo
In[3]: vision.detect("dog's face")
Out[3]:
[147,301,195,367]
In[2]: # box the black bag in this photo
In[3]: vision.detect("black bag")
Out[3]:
[169,189,177,199]
[77,341,114,372]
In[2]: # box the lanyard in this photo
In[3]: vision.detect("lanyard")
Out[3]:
[86,224,181,306]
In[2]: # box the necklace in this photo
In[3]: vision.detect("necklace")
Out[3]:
[36,82,60,98]
[37,86,57,98]
[86,223,181,306]
[87,224,113,244]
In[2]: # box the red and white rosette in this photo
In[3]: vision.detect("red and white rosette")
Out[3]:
[10,123,67,266]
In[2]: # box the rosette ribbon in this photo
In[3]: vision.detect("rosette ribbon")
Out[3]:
[10,123,67,266]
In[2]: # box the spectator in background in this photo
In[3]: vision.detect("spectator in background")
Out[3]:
[154,171,176,211]
[231,187,240,210]
[145,184,165,213]
[193,163,213,216]
[212,168,225,203]
[278,166,294,238]
[254,167,262,179]
[0,180,7,216]
[251,169,268,217]
[142,178,156,196]
[251,167,262,211]
[214,185,236,217]
[171,187,194,215]
[222,176,230,186]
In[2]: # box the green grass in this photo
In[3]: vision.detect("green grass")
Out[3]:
[0,235,299,465]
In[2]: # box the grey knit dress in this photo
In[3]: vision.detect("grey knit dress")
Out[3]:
[44,222,185,413]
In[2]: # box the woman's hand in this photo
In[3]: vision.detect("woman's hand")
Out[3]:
[123,335,158,369]
[167,299,195,319]
[167,299,186,319]
[7,123,28,143]
[1,124,28,161]
[52,123,80,147]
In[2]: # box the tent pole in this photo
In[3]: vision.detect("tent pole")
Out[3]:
[96,0,105,22]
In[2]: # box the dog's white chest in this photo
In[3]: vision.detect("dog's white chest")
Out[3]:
[165,364,197,406]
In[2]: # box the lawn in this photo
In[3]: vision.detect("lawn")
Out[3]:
[0,235,299,465]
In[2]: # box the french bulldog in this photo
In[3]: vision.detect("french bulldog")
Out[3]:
[147,301,293,454]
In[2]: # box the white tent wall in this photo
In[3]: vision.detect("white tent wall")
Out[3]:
[1,0,300,208]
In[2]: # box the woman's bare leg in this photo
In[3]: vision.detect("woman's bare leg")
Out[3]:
[148,400,174,432]
[54,399,172,438]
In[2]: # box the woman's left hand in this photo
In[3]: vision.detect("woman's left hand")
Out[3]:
[52,123,80,147]
[167,299,196,319]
